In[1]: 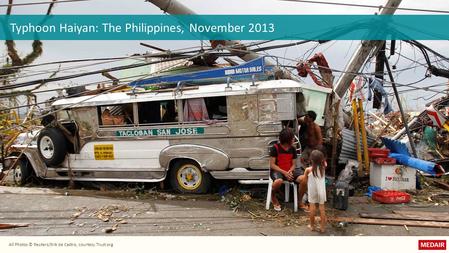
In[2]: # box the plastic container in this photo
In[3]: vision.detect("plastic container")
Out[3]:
[372,190,411,204]
[333,181,349,210]
[373,157,397,165]
[368,148,390,159]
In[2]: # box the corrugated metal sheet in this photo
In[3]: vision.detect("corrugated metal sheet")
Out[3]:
[339,128,375,163]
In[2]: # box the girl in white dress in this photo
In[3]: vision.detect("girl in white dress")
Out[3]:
[304,150,327,233]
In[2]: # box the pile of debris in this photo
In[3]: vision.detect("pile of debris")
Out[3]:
[367,111,410,138]
[222,188,341,227]
[69,204,131,234]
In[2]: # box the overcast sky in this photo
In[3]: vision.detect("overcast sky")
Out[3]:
[3,0,449,112]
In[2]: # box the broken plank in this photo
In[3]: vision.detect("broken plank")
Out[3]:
[428,178,449,191]
[0,223,29,230]
[393,210,449,216]
[332,217,449,228]
[359,212,449,222]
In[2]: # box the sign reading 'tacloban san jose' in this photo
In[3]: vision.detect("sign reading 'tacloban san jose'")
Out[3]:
[115,127,205,137]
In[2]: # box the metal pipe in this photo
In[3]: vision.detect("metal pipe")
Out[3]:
[392,117,418,140]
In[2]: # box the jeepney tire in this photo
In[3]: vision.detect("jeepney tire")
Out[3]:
[12,158,32,186]
[37,127,67,167]
[170,160,211,194]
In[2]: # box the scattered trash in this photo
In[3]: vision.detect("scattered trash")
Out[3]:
[102,223,119,233]
[365,186,382,198]
[333,217,449,228]
[92,204,129,222]
[240,194,252,202]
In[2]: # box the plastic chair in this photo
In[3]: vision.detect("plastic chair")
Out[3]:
[265,171,298,212]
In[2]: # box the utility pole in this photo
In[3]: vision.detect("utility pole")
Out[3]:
[146,0,272,64]
[384,56,418,157]
[333,0,403,98]
[373,44,386,109]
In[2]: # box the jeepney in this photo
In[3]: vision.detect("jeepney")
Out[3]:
[6,60,331,193]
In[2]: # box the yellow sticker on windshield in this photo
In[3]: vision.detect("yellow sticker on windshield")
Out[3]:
[94,144,114,160]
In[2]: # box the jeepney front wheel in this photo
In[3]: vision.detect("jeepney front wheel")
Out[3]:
[170,160,211,194]
[37,127,67,166]
[12,158,32,186]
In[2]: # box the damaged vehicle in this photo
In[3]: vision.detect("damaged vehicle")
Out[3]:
[4,59,332,193]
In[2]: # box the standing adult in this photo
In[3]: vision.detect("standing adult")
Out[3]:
[297,110,323,211]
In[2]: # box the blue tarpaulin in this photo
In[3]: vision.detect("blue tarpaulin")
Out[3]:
[382,137,437,176]
[389,153,437,176]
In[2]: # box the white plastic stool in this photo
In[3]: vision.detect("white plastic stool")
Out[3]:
[266,178,298,212]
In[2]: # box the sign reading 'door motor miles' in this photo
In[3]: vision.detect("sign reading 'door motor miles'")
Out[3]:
[116,127,205,137]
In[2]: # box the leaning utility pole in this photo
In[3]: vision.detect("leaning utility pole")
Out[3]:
[333,0,403,98]
[146,0,270,63]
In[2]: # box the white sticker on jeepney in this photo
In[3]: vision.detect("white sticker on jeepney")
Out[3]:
[94,144,114,160]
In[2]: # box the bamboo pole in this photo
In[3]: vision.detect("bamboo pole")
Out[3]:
[352,99,363,175]
[358,99,370,174]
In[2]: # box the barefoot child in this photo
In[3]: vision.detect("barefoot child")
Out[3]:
[304,150,327,233]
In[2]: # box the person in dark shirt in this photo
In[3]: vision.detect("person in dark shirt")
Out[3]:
[269,128,298,211]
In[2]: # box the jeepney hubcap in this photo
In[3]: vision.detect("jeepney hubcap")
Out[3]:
[14,164,22,182]
[40,136,54,159]
[177,165,202,190]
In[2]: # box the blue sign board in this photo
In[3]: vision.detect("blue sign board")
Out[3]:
[130,57,265,87]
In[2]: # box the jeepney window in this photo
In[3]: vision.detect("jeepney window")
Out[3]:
[138,100,178,125]
[302,90,328,126]
[98,104,134,127]
[57,110,71,120]
[183,96,227,122]
[296,92,307,118]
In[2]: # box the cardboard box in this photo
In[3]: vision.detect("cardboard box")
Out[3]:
[370,163,416,190]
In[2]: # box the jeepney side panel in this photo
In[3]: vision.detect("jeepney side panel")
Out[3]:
[159,144,229,171]
[22,149,48,178]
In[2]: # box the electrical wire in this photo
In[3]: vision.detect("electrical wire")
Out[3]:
[0,0,90,8]
[279,0,449,14]
[0,49,215,133]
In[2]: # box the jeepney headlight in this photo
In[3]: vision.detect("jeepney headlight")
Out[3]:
[3,157,15,169]
[12,130,40,146]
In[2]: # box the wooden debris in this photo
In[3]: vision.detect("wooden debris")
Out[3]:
[393,210,449,216]
[428,178,449,191]
[359,212,449,222]
[332,217,449,228]
[0,223,29,230]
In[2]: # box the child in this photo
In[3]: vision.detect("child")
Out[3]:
[269,128,297,211]
[296,148,311,211]
[304,149,327,233]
